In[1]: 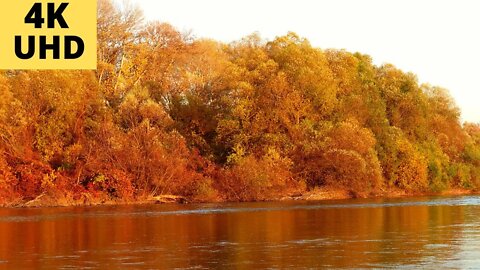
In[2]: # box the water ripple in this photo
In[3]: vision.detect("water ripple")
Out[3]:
[1,195,480,223]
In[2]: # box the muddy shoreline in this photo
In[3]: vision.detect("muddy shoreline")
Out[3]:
[2,187,478,208]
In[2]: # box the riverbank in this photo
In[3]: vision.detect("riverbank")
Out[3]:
[293,186,479,201]
[2,186,478,208]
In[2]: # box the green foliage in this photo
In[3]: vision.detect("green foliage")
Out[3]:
[420,140,451,191]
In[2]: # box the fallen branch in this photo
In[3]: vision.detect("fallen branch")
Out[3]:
[24,193,47,207]
[151,194,188,204]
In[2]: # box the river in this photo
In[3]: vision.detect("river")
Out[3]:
[0,196,479,269]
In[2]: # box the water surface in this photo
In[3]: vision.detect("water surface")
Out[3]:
[1,196,479,269]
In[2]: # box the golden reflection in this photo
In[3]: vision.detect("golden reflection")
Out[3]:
[0,200,472,269]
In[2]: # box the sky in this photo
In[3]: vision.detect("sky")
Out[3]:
[128,0,480,123]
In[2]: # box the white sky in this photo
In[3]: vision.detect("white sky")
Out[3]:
[128,0,480,123]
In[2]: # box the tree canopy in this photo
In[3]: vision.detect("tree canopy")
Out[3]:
[1,0,479,205]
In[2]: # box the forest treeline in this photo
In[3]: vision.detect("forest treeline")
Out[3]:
[1,0,480,205]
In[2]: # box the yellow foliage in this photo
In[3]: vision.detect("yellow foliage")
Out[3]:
[0,1,478,205]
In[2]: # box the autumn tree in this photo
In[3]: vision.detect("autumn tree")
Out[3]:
[1,1,479,205]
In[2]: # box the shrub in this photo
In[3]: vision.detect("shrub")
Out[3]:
[218,150,302,201]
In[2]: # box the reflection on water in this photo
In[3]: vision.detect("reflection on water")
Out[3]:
[0,196,479,269]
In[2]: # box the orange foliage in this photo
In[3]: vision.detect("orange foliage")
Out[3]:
[0,1,478,206]
[217,154,301,201]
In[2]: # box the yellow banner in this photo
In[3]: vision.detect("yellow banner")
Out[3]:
[0,0,96,69]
